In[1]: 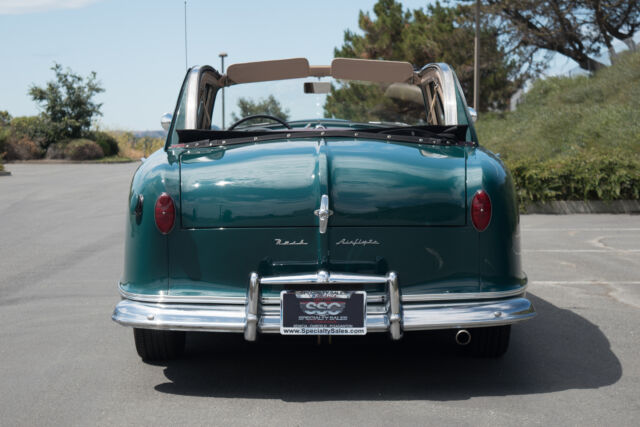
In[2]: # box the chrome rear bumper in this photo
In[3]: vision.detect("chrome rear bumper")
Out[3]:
[112,271,536,340]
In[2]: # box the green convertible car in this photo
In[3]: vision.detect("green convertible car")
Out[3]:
[112,58,535,361]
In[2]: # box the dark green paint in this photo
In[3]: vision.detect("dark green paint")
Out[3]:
[180,138,466,228]
[122,138,525,300]
[122,68,525,300]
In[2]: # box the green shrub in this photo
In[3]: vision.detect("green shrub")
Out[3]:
[505,148,640,210]
[45,141,69,159]
[0,126,10,155]
[87,131,119,156]
[0,111,11,127]
[5,136,43,160]
[10,115,57,149]
[64,139,104,160]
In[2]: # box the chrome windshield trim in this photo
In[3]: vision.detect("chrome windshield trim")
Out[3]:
[184,66,202,129]
[418,63,458,125]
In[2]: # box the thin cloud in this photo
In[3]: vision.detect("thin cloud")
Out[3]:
[0,0,101,15]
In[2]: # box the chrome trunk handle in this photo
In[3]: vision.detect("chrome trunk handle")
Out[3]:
[314,194,333,234]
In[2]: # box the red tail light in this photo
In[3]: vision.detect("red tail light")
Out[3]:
[471,190,491,231]
[154,193,175,234]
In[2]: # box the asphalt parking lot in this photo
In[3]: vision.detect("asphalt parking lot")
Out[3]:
[1,163,639,426]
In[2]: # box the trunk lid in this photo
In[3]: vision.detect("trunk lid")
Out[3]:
[179,137,467,228]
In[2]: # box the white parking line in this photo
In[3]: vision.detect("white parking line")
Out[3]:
[521,228,640,231]
[524,249,640,253]
[531,280,640,285]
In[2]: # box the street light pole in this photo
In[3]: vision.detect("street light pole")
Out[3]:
[473,0,480,111]
[219,52,228,129]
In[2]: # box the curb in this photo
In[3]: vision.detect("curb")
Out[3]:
[524,200,640,214]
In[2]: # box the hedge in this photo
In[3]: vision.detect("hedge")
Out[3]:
[64,139,104,160]
[505,148,640,210]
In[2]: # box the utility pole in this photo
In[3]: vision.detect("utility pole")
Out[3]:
[219,52,228,129]
[184,1,188,71]
[473,0,480,111]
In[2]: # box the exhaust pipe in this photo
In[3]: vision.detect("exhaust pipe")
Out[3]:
[455,329,471,346]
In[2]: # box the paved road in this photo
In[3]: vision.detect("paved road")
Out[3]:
[1,163,639,426]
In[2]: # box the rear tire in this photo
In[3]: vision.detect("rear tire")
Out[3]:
[468,325,511,358]
[133,328,185,361]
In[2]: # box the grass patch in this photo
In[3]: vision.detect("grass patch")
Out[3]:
[107,131,165,160]
[92,155,138,163]
[476,49,640,207]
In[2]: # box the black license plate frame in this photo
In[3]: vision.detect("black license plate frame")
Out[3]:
[280,290,366,335]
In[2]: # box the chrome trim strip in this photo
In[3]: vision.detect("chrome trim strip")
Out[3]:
[118,282,527,304]
[118,285,246,305]
[401,284,527,302]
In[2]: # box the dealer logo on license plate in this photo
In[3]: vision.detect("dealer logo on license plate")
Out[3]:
[280,290,366,335]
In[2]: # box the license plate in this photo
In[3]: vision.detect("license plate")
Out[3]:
[280,290,366,335]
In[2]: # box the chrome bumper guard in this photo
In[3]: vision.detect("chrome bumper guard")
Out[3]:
[112,271,536,341]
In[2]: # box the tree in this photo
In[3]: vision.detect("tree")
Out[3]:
[0,111,11,127]
[325,0,526,121]
[231,95,290,122]
[29,63,104,140]
[479,0,640,71]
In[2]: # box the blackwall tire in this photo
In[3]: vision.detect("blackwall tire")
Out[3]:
[133,328,186,361]
[468,325,511,358]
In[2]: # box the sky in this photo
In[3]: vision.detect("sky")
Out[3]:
[0,0,436,131]
[1,0,635,131]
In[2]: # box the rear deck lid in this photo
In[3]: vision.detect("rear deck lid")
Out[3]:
[179,137,467,228]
